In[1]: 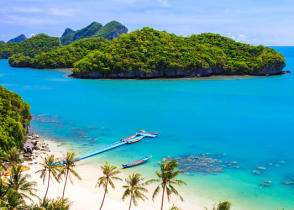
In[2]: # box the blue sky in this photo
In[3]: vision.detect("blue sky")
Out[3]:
[0,0,293,45]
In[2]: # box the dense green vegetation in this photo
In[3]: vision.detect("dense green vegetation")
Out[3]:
[0,85,31,152]
[60,22,103,45]
[74,22,103,41]
[60,21,128,45]
[72,28,285,77]
[0,34,60,59]
[95,21,128,40]
[10,37,109,68]
[60,28,76,45]
[5,27,285,77]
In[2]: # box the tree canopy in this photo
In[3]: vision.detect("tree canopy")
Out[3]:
[71,28,285,77]
[5,27,285,78]
[0,85,32,152]
[9,37,109,68]
[0,34,60,59]
[60,21,128,45]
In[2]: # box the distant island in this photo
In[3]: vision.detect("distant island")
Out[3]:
[0,24,286,78]
[8,34,27,43]
[60,21,128,45]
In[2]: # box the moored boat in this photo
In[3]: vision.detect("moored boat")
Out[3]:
[137,130,159,135]
[121,134,137,142]
[127,136,144,144]
[122,156,152,168]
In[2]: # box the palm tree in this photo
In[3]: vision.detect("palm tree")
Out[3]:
[47,197,72,210]
[213,201,231,210]
[149,158,186,210]
[7,165,38,202]
[96,162,122,210]
[170,204,182,210]
[122,173,148,210]
[5,189,26,210]
[58,152,81,201]
[36,154,60,204]
[3,147,22,166]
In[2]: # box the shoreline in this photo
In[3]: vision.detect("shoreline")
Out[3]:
[1,59,290,81]
[24,136,214,210]
[68,71,290,81]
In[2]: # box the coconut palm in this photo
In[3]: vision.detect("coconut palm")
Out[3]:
[7,165,38,202]
[122,173,148,210]
[58,152,81,201]
[47,197,72,210]
[96,162,122,210]
[170,204,182,210]
[213,201,231,210]
[149,158,186,210]
[4,189,26,210]
[3,147,22,166]
[36,154,60,204]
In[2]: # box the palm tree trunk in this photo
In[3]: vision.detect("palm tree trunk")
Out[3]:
[128,196,132,210]
[43,171,51,203]
[99,189,107,210]
[62,169,69,201]
[161,185,166,210]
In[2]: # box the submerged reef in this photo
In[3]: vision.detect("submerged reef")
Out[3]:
[169,153,240,175]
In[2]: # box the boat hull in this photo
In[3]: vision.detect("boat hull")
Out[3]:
[122,156,152,168]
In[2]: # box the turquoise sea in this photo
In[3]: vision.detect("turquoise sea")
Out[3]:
[0,47,294,210]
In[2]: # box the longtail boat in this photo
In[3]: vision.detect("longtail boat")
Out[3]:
[122,156,152,168]
[127,136,144,144]
[121,134,137,142]
[137,130,159,135]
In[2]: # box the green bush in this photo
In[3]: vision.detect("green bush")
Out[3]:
[0,86,32,151]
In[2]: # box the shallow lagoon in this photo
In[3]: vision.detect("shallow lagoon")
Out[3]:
[0,47,294,210]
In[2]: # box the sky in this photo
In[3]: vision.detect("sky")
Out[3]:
[0,0,293,46]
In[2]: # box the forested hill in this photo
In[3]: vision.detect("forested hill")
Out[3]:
[60,21,128,45]
[5,27,286,78]
[72,28,285,78]
[0,85,32,152]
[0,34,60,59]
[9,37,109,68]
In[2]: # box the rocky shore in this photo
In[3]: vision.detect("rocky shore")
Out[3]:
[22,134,50,160]
[71,65,287,79]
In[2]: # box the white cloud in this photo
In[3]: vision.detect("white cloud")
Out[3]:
[12,7,43,13]
[157,0,169,8]
[49,8,75,17]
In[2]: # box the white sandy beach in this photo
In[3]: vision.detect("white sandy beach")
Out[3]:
[23,138,214,210]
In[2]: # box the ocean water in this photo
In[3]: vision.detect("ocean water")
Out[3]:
[0,47,294,210]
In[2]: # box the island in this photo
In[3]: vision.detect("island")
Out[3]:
[71,28,286,78]
[8,34,27,43]
[2,27,286,79]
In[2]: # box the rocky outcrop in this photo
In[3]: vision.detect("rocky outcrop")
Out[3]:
[71,65,285,79]
[22,134,50,160]
[60,28,76,45]
[103,25,128,40]
[60,21,128,45]
[8,34,27,43]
